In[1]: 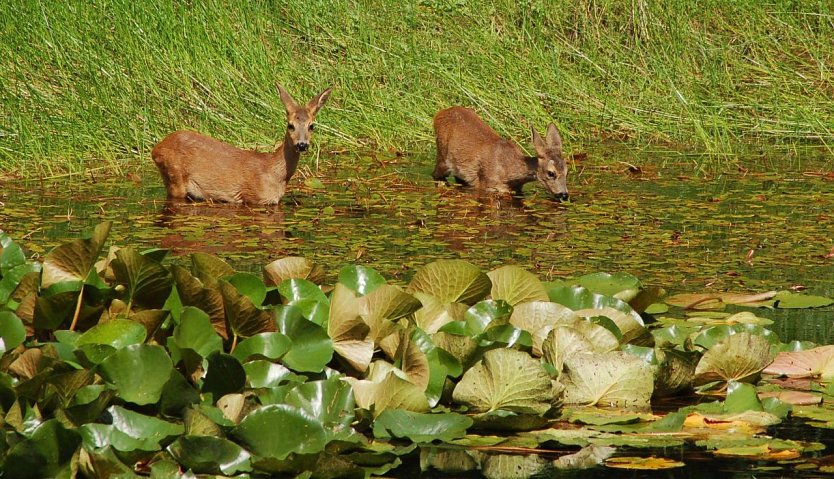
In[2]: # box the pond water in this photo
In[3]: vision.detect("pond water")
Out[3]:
[3,146,833,345]
[2,147,834,477]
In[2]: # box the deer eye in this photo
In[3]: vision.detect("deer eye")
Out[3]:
[287,123,295,131]
[309,123,315,131]
[547,171,557,179]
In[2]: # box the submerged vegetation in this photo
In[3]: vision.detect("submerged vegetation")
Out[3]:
[2,224,834,477]
[2,0,834,176]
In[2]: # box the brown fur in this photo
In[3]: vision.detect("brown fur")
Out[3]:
[432,106,569,199]
[152,85,332,205]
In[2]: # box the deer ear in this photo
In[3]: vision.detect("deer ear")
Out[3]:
[307,86,333,115]
[531,126,547,156]
[545,123,563,152]
[276,84,299,112]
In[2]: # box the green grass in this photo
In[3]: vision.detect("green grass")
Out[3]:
[1,0,833,176]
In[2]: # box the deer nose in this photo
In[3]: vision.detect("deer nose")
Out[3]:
[295,142,309,152]
[554,192,569,202]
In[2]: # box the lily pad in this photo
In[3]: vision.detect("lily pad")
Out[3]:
[763,345,834,379]
[0,311,26,353]
[167,435,252,475]
[487,265,548,305]
[328,283,373,372]
[694,332,773,386]
[263,256,324,286]
[452,348,553,415]
[561,351,656,408]
[234,404,329,459]
[98,344,174,405]
[373,410,472,443]
[605,456,685,470]
[3,419,81,479]
[407,260,491,306]
[41,222,110,288]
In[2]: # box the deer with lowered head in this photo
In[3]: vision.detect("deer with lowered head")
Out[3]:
[432,106,569,201]
[152,84,332,205]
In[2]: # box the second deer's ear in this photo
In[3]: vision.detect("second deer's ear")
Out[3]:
[277,84,299,112]
[307,86,333,115]
[545,123,563,152]
[531,126,547,156]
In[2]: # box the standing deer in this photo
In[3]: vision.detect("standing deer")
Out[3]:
[432,106,569,201]
[152,84,332,205]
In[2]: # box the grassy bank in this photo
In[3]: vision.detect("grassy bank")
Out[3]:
[1,0,833,176]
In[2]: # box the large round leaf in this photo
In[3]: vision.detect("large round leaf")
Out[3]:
[275,306,333,373]
[232,332,292,363]
[219,280,275,338]
[349,362,431,415]
[234,404,329,460]
[278,278,328,303]
[363,284,421,342]
[407,260,491,305]
[573,272,642,301]
[548,286,644,340]
[41,222,110,288]
[226,272,267,306]
[283,377,357,442]
[263,256,324,286]
[3,419,81,479]
[111,246,173,311]
[80,405,184,452]
[694,332,773,385]
[76,318,147,348]
[99,344,174,405]
[168,435,252,475]
[171,265,227,338]
[328,283,373,372]
[173,306,223,359]
[191,253,234,288]
[0,311,26,354]
[487,265,548,306]
[338,264,387,295]
[509,301,577,355]
[561,351,656,408]
[452,348,553,414]
[373,410,472,443]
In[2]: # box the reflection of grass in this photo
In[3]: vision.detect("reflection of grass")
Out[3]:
[1,0,833,175]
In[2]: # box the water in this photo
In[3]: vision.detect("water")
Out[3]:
[2,147,834,477]
[3,148,832,340]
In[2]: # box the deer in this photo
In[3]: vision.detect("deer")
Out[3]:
[151,84,333,205]
[432,106,569,201]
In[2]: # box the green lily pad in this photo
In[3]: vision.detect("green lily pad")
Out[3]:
[99,344,174,405]
[82,405,184,452]
[772,290,834,309]
[0,311,26,353]
[275,305,333,373]
[232,332,292,363]
[76,318,146,348]
[373,410,472,442]
[202,351,246,399]
[219,279,275,338]
[190,253,234,288]
[339,264,387,295]
[3,419,81,479]
[226,272,268,306]
[234,404,329,460]
[172,306,223,359]
[167,435,252,475]
[278,278,328,304]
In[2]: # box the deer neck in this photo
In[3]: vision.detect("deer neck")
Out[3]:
[275,130,301,182]
[522,156,539,183]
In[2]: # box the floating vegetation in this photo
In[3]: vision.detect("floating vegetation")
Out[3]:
[2,224,834,477]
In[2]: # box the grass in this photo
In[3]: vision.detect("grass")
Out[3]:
[1,0,833,177]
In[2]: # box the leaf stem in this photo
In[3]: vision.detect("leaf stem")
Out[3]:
[69,287,85,331]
